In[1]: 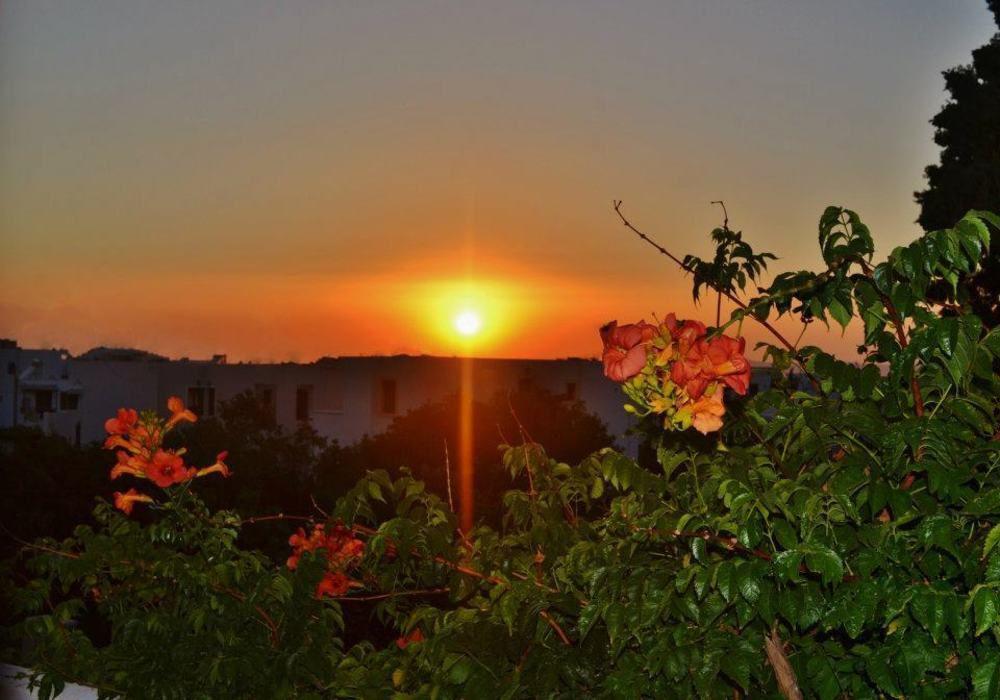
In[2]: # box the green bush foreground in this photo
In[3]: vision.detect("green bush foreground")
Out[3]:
[4,207,1000,699]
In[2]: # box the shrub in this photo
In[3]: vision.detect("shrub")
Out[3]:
[4,207,999,698]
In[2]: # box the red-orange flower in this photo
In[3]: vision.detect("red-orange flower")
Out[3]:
[662,314,706,353]
[396,628,425,649]
[286,526,319,569]
[703,335,751,395]
[287,527,312,551]
[600,320,657,382]
[315,571,352,598]
[688,391,726,435]
[110,450,149,480]
[601,313,751,435]
[339,538,365,560]
[104,408,138,436]
[113,488,153,515]
[670,352,713,399]
[668,328,750,400]
[196,451,232,479]
[287,523,366,599]
[145,450,194,488]
[165,396,197,429]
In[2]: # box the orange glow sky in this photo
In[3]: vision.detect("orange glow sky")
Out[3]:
[0,2,994,362]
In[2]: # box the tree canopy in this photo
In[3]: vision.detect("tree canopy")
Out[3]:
[915,0,1000,325]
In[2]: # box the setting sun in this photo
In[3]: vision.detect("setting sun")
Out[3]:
[400,274,530,354]
[453,310,482,336]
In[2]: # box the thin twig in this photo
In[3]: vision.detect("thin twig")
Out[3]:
[643,526,773,563]
[515,641,534,672]
[351,523,562,595]
[443,438,455,514]
[612,200,821,387]
[212,583,281,646]
[241,513,313,526]
[328,587,450,602]
[506,393,537,444]
[711,200,729,230]
[507,394,538,498]
[539,610,573,646]
[0,523,82,560]
[310,495,330,519]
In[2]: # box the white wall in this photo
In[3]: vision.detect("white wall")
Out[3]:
[5,350,776,456]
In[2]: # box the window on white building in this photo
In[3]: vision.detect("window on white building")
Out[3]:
[187,387,216,417]
[379,379,397,415]
[254,384,276,421]
[34,390,54,414]
[295,385,312,421]
[59,392,80,410]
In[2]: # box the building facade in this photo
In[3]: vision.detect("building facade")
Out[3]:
[1,340,784,454]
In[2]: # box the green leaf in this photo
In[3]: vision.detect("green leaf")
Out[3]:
[866,651,902,698]
[590,477,604,500]
[719,650,751,691]
[973,658,1000,700]
[691,536,707,563]
[804,546,844,585]
[773,550,802,582]
[657,449,687,480]
[367,481,385,503]
[771,520,799,550]
[717,561,735,602]
[910,587,946,643]
[827,297,852,330]
[737,566,761,604]
[983,525,1000,561]
[448,657,472,685]
[856,364,880,399]
[973,587,998,636]
[604,602,626,644]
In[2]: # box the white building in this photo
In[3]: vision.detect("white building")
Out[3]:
[0,339,783,453]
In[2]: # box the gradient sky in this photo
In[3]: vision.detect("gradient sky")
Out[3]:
[0,1,994,361]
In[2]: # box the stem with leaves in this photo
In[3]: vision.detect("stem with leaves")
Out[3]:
[612,200,820,387]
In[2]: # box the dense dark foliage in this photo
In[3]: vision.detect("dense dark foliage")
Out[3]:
[0,428,107,561]
[319,386,615,526]
[176,391,326,557]
[0,389,610,564]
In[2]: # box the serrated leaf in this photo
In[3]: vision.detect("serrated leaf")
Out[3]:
[737,567,760,604]
[719,650,751,691]
[804,546,844,585]
[983,525,1000,561]
[604,602,625,644]
[973,658,1000,700]
[973,587,998,636]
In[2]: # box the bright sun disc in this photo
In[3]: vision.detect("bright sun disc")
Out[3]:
[453,310,482,337]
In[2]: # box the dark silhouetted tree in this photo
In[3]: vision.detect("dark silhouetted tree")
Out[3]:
[915,0,1000,325]
[316,386,614,526]
[177,390,329,557]
[0,427,107,561]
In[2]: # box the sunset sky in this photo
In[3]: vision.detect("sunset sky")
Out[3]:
[0,1,994,362]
